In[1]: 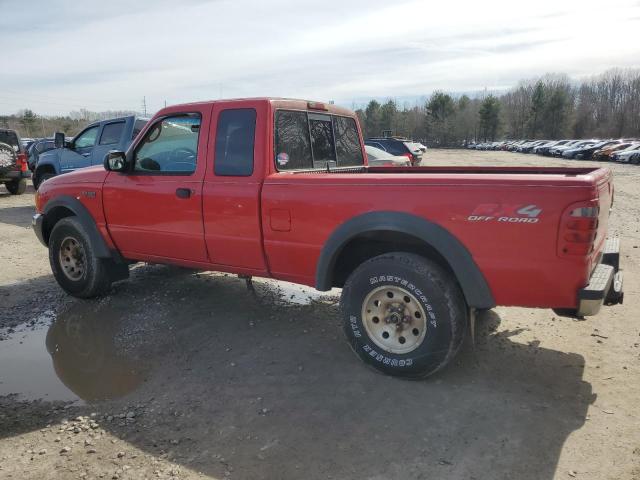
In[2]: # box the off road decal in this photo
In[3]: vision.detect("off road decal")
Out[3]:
[467,203,542,224]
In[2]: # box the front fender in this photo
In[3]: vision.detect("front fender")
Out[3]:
[36,150,61,174]
[42,195,112,258]
[315,211,495,309]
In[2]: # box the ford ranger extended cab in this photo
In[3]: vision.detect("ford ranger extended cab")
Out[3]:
[33,116,148,189]
[33,98,623,378]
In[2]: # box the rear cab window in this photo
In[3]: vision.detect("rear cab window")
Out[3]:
[274,110,364,171]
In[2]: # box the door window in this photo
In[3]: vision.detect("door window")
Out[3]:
[133,114,200,174]
[99,122,125,145]
[74,126,99,149]
[214,109,256,176]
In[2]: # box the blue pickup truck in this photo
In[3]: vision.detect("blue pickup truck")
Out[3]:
[34,116,147,189]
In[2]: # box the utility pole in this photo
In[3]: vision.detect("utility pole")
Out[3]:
[142,96,147,116]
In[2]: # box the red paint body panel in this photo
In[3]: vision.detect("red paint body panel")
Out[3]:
[36,98,616,310]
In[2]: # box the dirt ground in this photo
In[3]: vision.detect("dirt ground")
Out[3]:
[0,150,638,480]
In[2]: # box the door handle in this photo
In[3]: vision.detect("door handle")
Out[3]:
[176,188,192,199]
[81,153,90,157]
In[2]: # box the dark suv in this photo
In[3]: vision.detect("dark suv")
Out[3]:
[0,128,30,195]
[364,137,423,166]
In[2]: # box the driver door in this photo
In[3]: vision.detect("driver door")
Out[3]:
[102,108,210,263]
[60,125,99,173]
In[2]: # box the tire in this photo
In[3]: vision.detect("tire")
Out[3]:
[340,252,467,379]
[5,178,26,195]
[34,172,55,190]
[552,308,581,319]
[48,217,112,298]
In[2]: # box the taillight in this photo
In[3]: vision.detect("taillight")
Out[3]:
[558,202,599,256]
[16,152,28,171]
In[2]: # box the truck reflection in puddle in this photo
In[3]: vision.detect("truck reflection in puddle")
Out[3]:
[45,305,146,402]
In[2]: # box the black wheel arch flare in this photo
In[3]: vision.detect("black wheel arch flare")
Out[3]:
[315,211,495,309]
[42,195,112,258]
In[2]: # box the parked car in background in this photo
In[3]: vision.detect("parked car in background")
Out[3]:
[561,141,599,159]
[535,140,567,155]
[412,142,427,153]
[21,137,35,152]
[566,140,618,160]
[593,142,636,161]
[34,116,148,189]
[611,144,640,162]
[519,140,551,153]
[365,145,411,167]
[365,137,423,166]
[27,138,56,171]
[0,128,30,194]
[550,140,586,157]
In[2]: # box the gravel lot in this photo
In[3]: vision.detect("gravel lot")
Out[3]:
[0,150,639,480]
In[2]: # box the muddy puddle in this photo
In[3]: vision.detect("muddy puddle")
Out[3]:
[0,269,340,404]
[0,303,148,404]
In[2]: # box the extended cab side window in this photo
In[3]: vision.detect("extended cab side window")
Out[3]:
[275,110,312,170]
[214,109,256,176]
[133,114,200,174]
[74,126,99,149]
[99,122,125,145]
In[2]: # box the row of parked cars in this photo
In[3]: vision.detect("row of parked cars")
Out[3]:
[469,139,640,162]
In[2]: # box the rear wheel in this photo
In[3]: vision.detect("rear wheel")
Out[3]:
[5,178,26,195]
[340,252,467,378]
[49,217,112,298]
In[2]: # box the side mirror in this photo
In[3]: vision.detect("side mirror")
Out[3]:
[104,150,127,172]
[54,132,66,149]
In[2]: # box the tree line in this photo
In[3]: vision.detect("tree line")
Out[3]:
[0,108,139,139]
[356,68,640,146]
[3,68,639,146]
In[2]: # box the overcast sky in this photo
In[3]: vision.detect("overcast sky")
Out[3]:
[1,0,639,115]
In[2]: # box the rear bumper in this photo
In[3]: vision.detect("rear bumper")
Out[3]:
[577,238,624,316]
[0,169,31,181]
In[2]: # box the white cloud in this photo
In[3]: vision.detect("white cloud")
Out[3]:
[1,0,639,115]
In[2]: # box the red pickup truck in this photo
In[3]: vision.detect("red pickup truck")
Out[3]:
[33,98,623,378]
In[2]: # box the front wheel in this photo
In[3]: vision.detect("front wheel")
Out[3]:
[5,178,26,195]
[34,172,55,190]
[49,217,112,298]
[340,252,467,379]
